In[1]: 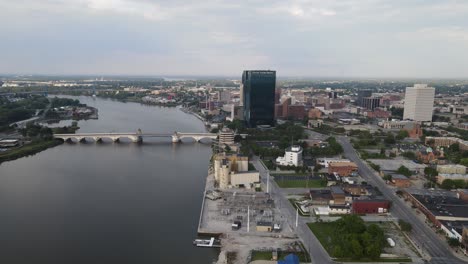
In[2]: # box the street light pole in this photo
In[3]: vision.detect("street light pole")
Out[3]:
[295,207,298,228]
[247,205,250,233]
[267,171,270,194]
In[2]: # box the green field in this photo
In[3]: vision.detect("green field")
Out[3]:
[251,250,310,262]
[307,221,412,263]
[276,179,326,188]
[0,140,62,164]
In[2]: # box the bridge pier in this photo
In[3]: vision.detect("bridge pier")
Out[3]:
[78,137,86,143]
[112,137,120,143]
[172,135,180,143]
[131,136,143,143]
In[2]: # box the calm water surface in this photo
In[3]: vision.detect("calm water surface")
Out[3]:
[0,96,218,264]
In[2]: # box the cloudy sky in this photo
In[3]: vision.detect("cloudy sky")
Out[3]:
[0,0,467,78]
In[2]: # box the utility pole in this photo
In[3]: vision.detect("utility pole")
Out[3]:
[247,205,250,233]
[266,171,270,194]
[295,207,298,228]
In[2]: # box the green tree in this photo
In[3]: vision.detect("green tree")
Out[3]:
[384,133,396,145]
[402,151,416,160]
[350,239,363,259]
[397,165,412,177]
[447,238,460,247]
[398,219,412,232]
[396,130,409,140]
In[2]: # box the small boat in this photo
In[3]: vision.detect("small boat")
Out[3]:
[192,237,221,248]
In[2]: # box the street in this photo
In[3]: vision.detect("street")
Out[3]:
[336,136,466,264]
[252,157,334,264]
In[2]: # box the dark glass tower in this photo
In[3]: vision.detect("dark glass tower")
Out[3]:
[242,70,276,127]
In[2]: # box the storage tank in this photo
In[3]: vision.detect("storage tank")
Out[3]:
[387,237,395,247]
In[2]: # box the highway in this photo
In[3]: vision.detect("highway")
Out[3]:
[252,157,334,264]
[336,136,466,264]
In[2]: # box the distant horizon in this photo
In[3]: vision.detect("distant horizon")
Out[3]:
[2,73,468,82]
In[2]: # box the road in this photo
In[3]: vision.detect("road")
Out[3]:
[252,157,334,264]
[336,136,467,264]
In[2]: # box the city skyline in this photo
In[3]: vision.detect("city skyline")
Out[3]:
[1,0,468,78]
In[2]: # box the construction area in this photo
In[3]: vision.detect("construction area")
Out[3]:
[199,172,303,264]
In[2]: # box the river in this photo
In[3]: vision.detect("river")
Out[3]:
[0,96,219,264]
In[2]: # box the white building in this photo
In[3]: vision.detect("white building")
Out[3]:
[316,158,350,168]
[403,84,435,121]
[276,146,303,167]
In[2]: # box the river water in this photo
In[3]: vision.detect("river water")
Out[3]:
[0,96,219,264]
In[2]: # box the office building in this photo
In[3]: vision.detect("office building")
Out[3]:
[218,128,235,146]
[361,97,381,110]
[276,146,303,167]
[357,90,372,106]
[403,84,435,121]
[242,70,276,127]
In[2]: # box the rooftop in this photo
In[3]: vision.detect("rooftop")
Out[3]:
[412,194,468,219]
[368,159,426,171]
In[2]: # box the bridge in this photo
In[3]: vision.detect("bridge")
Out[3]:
[53,131,218,143]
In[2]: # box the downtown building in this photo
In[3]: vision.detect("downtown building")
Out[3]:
[403,84,435,121]
[242,70,276,127]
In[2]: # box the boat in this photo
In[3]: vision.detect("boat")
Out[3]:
[192,237,221,248]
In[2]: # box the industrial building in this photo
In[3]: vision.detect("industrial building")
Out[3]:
[437,164,467,174]
[351,199,390,214]
[402,189,468,228]
[213,154,259,189]
[436,173,468,185]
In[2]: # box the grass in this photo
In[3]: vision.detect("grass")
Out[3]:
[0,139,62,164]
[288,199,311,216]
[276,179,326,188]
[251,250,310,262]
[307,222,412,263]
[334,257,412,262]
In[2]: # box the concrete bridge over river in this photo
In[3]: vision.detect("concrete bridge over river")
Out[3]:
[54,131,218,143]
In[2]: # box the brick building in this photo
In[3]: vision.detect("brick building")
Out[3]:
[308,108,322,119]
[328,162,358,177]
[352,199,390,214]
[390,174,411,188]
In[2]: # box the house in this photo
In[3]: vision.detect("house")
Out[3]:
[457,189,468,202]
[330,186,347,205]
[309,190,333,205]
[343,184,370,196]
[390,174,411,188]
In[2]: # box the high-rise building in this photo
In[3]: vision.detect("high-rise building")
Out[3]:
[239,84,244,106]
[274,88,282,104]
[242,70,276,127]
[356,90,372,106]
[403,84,435,121]
[361,97,381,110]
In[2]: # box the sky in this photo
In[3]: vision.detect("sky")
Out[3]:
[0,0,468,78]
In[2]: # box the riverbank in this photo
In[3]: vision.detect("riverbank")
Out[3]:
[0,139,63,164]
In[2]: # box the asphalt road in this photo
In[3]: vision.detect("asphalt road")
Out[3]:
[252,157,334,264]
[336,136,467,264]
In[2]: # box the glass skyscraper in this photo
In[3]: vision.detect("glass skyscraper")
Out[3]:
[242,70,276,127]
